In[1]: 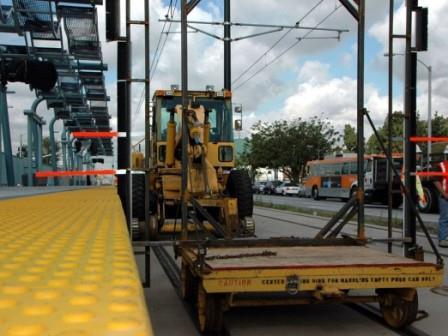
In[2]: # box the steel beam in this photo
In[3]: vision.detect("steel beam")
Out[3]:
[24,97,44,187]
[224,0,231,90]
[356,0,365,239]
[181,0,189,240]
[186,0,202,14]
[144,0,150,240]
[49,116,59,186]
[387,0,394,253]
[117,34,131,227]
[339,0,359,21]
[404,0,418,257]
[61,127,68,172]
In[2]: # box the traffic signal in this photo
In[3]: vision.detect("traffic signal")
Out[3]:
[106,0,120,41]
[415,7,428,52]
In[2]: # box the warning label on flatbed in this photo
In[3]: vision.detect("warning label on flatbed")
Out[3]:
[206,273,441,293]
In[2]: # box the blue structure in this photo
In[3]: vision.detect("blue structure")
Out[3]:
[0,0,112,186]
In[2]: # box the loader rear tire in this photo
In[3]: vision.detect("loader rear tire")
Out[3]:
[132,174,146,221]
[226,170,253,218]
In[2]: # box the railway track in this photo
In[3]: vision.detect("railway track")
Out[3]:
[152,245,231,336]
[253,207,448,258]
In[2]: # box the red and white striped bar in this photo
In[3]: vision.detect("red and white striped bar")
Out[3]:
[410,136,448,143]
[35,169,122,178]
[71,131,126,138]
[414,171,448,177]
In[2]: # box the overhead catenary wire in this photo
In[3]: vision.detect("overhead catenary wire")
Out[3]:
[232,0,325,86]
[233,4,342,91]
[150,0,178,80]
[133,0,178,129]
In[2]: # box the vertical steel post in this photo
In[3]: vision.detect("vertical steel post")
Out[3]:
[224,0,231,90]
[144,0,150,240]
[61,127,68,172]
[357,0,365,240]
[387,0,394,253]
[0,85,15,186]
[27,113,33,186]
[49,116,59,186]
[181,0,189,240]
[68,137,74,185]
[126,0,132,231]
[36,122,43,174]
[404,0,417,257]
[427,65,432,163]
[117,0,132,230]
[25,97,44,186]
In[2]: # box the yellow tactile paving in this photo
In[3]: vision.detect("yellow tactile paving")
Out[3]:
[0,187,153,336]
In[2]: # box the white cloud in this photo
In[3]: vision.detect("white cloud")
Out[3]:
[264,61,402,138]
[369,0,448,120]
[5,0,446,169]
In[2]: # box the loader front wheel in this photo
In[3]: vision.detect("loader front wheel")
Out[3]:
[226,170,253,218]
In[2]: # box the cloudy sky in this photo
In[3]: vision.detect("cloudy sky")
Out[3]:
[3,0,447,169]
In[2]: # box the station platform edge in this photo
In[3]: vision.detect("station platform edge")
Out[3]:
[0,187,152,336]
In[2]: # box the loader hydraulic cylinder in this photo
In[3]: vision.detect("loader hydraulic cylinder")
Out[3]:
[166,110,176,167]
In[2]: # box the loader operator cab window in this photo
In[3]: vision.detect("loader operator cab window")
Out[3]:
[157,96,233,142]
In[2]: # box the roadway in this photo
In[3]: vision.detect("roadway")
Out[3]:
[254,193,439,227]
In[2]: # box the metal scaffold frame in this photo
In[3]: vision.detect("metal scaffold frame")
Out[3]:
[0,0,113,187]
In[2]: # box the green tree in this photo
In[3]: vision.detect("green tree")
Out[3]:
[343,124,357,152]
[431,111,448,136]
[366,111,427,154]
[42,136,61,166]
[242,117,338,182]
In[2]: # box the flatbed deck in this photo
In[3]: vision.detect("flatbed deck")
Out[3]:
[183,245,443,293]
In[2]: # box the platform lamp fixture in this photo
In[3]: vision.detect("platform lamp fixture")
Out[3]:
[0,59,57,92]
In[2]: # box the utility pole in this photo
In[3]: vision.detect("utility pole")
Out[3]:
[427,65,432,163]
[181,0,189,240]
[19,134,23,158]
[356,0,365,240]
[117,0,132,230]
[387,0,394,254]
[403,0,417,258]
[224,0,231,90]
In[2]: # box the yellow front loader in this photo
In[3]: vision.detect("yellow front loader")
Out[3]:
[133,88,254,240]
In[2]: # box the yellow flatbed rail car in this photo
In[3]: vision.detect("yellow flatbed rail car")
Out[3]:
[0,188,152,336]
[180,243,443,332]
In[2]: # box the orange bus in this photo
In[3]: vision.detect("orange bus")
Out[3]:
[303,155,402,208]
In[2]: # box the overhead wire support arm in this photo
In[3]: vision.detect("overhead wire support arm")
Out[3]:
[229,28,284,42]
[188,24,284,42]
[160,18,349,34]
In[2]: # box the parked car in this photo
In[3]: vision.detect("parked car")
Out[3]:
[263,180,282,194]
[252,181,267,194]
[275,182,300,196]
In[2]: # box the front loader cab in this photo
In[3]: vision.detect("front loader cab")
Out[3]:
[152,89,235,170]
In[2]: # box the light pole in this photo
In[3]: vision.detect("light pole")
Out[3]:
[19,134,24,158]
[384,52,432,165]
